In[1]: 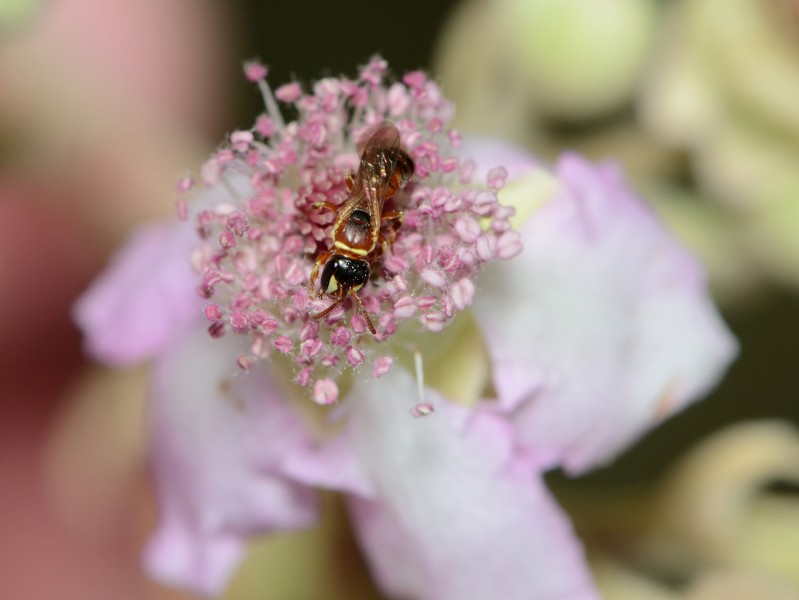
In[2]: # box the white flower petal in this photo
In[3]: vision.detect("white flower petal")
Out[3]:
[144,326,318,595]
[344,368,598,600]
[473,154,737,473]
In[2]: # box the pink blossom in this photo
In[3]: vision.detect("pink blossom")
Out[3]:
[172,59,513,394]
[75,58,735,599]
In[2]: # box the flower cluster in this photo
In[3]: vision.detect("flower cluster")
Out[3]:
[184,58,520,403]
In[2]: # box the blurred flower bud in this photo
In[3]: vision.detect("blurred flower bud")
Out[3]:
[564,421,799,598]
[499,0,659,121]
[640,0,799,288]
[436,0,659,137]
[0,0,41,28]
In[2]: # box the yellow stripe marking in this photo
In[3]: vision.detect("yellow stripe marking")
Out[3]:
[334,241,369,256]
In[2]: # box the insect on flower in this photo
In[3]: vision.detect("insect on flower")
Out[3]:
[309,122,415,334]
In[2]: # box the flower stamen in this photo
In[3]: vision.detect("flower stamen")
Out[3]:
[183,57,523,397]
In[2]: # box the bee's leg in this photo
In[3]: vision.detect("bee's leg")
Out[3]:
[375,229,398,259]
[345,172,355,192]
[310,201,339,213]
[380,210,403,224]
[351,292,376,335]
[375,232,389,258]
[379,210,403,253]
[309,248,335,294]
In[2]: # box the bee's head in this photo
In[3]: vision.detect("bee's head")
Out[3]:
[320,254,370,296]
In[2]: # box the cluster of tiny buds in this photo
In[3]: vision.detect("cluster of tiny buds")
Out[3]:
[176,58,522,405]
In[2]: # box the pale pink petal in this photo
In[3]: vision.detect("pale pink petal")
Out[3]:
[342,368,598,600]
[473,154,737,473]
[145,326,318,596]
[74,221,200,365]
[458,135,540,183]
[282,431,375,499]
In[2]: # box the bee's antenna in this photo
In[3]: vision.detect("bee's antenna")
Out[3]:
[351,292,376,335]
[311,295,346,321]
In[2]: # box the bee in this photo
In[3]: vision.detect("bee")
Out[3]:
[309,122,415,334]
